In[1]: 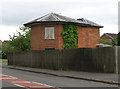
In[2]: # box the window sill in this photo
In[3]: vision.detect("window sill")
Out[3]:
[45,39,55,40]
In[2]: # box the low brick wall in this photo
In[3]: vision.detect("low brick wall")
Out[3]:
[8,47,120,73]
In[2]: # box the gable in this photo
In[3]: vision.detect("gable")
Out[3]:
[101,34,113,40]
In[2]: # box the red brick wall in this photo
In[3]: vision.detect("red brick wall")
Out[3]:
[101,34,113,40]
[31,24,100,50]
[58,24,64,49]
[31,24,64,50]
[78,27,100,48]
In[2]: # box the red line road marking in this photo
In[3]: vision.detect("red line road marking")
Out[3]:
[15,82,49,88]
[30,87,59,89]
[1,73,59,89]
[3,78,27,83]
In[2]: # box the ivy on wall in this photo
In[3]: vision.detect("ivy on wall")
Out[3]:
[61,24,78,49]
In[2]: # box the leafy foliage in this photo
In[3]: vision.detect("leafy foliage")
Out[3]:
[117,32,120,46]
[2,43,10,59]
[2,26,31,58]
[100,38,118,46]
[112,38,118,46]
[8,26,31,52]
[61,24,78,49]
[0,43,2,51]
[100,39,112,45]
[112,40,116,46]
[0,43,2,59]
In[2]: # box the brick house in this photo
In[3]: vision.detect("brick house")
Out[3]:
[101,33,118,41]
[24,13,103,50]
[2,40,8,46]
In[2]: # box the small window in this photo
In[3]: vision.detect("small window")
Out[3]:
[45,27,54,39]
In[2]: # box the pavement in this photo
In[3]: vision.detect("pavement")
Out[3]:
[1,62,119,85]
[2,67,117,87]
[5,65,119,85]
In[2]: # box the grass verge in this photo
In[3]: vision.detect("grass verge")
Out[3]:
[0,59,8,62]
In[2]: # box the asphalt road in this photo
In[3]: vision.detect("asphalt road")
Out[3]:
[1,67,118,89]
[2,81,17,87]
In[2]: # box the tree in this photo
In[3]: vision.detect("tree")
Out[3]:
[100,39,112,45]
[0,43,2,59]
[2,26,31,58]
[9,26,31,52]
[117,32,120,46]
[2,43,10,59]
[112,40,115,46]
[0,43,2,51]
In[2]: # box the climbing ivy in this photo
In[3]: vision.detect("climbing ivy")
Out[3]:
[61,24,78,49]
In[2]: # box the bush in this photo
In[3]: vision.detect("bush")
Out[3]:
[117,32,120,46]
[2,26,31,58]
[100,39,112,45]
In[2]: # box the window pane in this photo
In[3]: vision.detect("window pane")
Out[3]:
[50,27,54,39]
[45,27,49,39]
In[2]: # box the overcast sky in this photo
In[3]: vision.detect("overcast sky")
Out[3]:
[0,0,119,41]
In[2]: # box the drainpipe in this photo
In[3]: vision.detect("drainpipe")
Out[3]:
[115,46,118,74]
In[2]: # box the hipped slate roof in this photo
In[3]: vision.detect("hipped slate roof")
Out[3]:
[24,13,103,28]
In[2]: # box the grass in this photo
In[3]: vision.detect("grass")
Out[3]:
[0,59,8,63]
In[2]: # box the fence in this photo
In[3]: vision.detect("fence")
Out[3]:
[8,47,120,73]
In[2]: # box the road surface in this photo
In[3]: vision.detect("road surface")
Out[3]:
[1,67,118,89]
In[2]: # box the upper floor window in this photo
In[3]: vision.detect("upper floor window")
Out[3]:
[45,27,54,39]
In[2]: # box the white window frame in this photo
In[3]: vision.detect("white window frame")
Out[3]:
[45,27,55,39]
